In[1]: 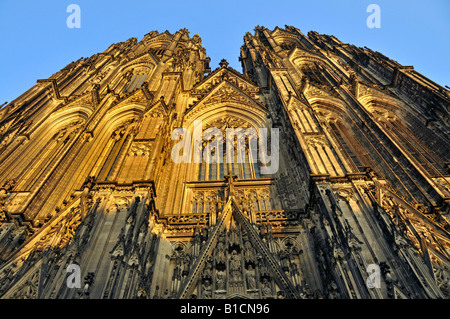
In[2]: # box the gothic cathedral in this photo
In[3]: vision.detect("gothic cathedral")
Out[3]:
[0,26,449,299]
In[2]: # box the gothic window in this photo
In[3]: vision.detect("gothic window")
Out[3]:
[280,43,295,51]
[123,73,147,93]
[298,63,327,85]
[328,121,367,173]
[96,127,129,181]
[14,122,83,191]
[136,115,164,140]
[384,119,448,177]
[197,200,203,214]
[243,152,252,179]
[198,160,206,180]
[197,120,263,181]
[264,196,272,210]
[246,193,272,212]
[13,130,67,190]
[197,149,261,181]
[154,49,165,56]
[191,197,205,214]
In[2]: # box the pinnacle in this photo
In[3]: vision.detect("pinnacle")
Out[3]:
[219,59,229,68]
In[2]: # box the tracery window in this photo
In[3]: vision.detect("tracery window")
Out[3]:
[97,128,128,181]
[328,121,367,173]
[298,62,327,85]
[94,121,137,182]
[382,118,448,177]
[198,149,261,181]
[123,73,147,93]
[197,118,263,181]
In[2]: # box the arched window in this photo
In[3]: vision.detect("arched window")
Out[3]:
[197,125,262,181]
[365,103,448,178]
[198,149,261,181]
[123,73,147,93]
[328,121,368,173]
[298,62,328,85]
[382,118,448,177]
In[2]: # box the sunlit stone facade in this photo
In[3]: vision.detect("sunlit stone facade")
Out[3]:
[0,26,449,299]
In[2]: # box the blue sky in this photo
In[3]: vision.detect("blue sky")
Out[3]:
[0,0,449,104]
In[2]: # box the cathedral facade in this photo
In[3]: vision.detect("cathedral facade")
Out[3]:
[0,25,449,299]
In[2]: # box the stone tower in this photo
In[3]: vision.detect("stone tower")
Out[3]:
[0,26,449,299]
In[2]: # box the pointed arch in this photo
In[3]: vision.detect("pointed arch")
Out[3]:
[108,55,157,94]
[362,96,449,178]
[0,105,91,185]
[88,103,146,181]
[311,99,371,174]
[182,101,269,183]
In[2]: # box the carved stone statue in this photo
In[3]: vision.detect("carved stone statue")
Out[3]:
[261,278,272,297]
[229,250,242,281]
[244,240,255,262]
[201,279,212,299]
[202,258,213,279]
[215,271,226,291]
[215,240,226,264]
[246,265,256,290]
